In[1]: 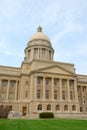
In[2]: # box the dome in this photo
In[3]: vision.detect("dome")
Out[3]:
[29,26,50,42]
[25,26,54,62]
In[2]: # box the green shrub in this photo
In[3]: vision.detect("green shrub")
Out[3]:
[39,112,54,119]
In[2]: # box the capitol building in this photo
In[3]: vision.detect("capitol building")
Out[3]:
[0,26,87,118]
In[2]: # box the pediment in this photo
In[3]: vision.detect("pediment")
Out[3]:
[36,65,74,75]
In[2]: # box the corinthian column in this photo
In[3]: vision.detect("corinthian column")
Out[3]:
[67,79,70,101]
[43,77,45,100]
[6,80,10,101]
[15,81,18,101]
[34,76,37,99]
[74,79,78,102]
[51,78,54,100]
[59,79,62,101]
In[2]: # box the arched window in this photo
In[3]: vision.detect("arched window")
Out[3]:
[55,104,60,111]
[72,105,76,111]
[47,104,51,110]
[64,105,68,111]
[37,104,42,111]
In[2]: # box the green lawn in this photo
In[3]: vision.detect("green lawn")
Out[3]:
[0,119,87,130]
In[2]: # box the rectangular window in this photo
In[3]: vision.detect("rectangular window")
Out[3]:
[28,50,31,58]
[9,92,14,100]
[77,86,80,92]
[83,86,86,92]
[1,80,8,87]
[54,90,58,99]
[25,90,28,98]
[1,92,6,100]
[45,90,49,99]
[37,77,42,85]
[37,90,41,99]
[83,96,86,103]
[70,91,73,100]
[10,81,16,87]
[45,78,51,86]
[62,79,67,88]
[26,81,28,86]
[49,51,51,60]
[80,107,83,112]
[42,48,45,58]
[62,91,66,100]
[54,79,58,86]
[34,48,38,58]
[78,96,80,102]
[69,80,74,87]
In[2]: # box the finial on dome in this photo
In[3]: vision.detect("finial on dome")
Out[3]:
[37,26,42,32]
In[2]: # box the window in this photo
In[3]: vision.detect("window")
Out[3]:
[72,105,76,111]
[54,79,58,86]
[62,91,65,100]
[26,81,28,86]
[80,107,82,112]
[28,50,31,58]
[45,78,50,86]
[83,86,86,92]
[45,90,49,99]
[55,105,60,111]
[49,50,51,60]
[1,92,6,100]
[34,48,38,58]
[70,91,73,100]
[78,96,80,102]
[47,104,51,110]
[54,90,58,99]
[69,80,74,87]
[37,77,42,85]
[62,79,66,87]
[37,90,41,99]
[86,107,87,112]
[1,80,8,87]
[83,96,86,103]
[37,104,42,111]
[25,90,28,98]
[42,48,46,58]
[64,105,68,111]
[9,92,14,100]
[10,81,16,87]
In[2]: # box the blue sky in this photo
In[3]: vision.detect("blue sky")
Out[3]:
[0,0,87,74]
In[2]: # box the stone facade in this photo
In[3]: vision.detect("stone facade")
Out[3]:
[0,26,87,118]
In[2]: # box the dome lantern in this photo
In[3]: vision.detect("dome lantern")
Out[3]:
[37,25,42,32]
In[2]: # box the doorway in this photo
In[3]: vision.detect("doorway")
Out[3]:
[22,107,27,116]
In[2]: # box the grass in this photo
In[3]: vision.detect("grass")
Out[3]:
[0,119,87,130]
